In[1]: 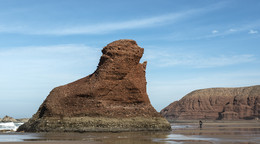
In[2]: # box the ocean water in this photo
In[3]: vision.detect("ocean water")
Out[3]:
[0,122,259,143]
[0,122,23,131]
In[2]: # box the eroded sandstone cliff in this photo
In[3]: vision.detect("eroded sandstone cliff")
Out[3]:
[161,85,260,121]
[18,39,171,132]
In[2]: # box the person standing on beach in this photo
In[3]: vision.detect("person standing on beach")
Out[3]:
[199,120,203,129]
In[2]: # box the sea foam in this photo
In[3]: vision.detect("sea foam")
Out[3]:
[0,122,24,132]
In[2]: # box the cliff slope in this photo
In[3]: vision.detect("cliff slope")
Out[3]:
[161,85,260,120]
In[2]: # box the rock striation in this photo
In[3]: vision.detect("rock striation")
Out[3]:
[161,85,260,121]
[18,39,171,132]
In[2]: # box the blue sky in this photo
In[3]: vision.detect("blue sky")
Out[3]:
[0,0,260,118]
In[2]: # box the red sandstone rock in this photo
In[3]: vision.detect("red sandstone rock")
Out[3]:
[160,85,260,120]
[18,39,171,132]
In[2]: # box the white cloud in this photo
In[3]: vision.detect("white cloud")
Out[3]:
[248,29,258,34]
[203,24,260,39]
[212,30,219,34]
[229,28,237,32]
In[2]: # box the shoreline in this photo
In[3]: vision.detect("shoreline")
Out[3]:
[0,121,259,144]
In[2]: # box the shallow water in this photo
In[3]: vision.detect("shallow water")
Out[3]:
[0,122,259,144]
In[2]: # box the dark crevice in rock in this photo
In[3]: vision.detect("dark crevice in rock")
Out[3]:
[39,105,47,119]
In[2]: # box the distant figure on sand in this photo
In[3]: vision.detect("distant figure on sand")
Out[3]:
[199,120,203,129]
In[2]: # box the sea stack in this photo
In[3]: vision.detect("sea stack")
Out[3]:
[161,85,260,121]
[18,39,171,132]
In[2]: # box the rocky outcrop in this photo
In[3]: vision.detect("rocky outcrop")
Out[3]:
[18,39,171,132]
[1,116,17,122]
[0,116,28,123]
[16,118,29,123]
[161,85,260,121]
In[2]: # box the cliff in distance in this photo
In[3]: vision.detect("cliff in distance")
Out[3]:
[18,39,171,132]
[0,116,29,123]
[161,85,260,121]
[1,116,17,122]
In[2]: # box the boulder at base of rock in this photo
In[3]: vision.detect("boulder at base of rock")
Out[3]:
[161,85,260,121]
[1,115,17,122]
[18,39,171,132]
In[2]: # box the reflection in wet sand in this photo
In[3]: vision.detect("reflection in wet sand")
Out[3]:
[0,121,259,144]
[169,122,260,144]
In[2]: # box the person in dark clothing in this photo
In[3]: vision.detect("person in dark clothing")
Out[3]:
[199,120,203,129]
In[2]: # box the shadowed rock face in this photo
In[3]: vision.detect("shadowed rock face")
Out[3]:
[161,85,260,121]
[18,39,171,132]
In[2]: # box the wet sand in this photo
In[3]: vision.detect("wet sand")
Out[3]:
[168,120,260,144]
[0,120,259,144]
[0,142,100,144]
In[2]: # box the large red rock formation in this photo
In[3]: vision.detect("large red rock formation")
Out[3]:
[18,39,170,132]
[161,85,260,121]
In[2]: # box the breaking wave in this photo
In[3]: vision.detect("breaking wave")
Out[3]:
[0,122,24,132]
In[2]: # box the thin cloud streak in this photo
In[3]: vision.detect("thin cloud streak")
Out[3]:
[249,29,258,34]
[198,22,260,39]
[144,50,256,68]
[0,3,225,35]
[44,4,224,35]
[163,55,255,68]
[34,13,185,35]
[0,44,100,76]
[161,20,260,41]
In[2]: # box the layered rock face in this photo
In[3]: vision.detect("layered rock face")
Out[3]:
[18,39,171,132]
[161,85,260,121]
